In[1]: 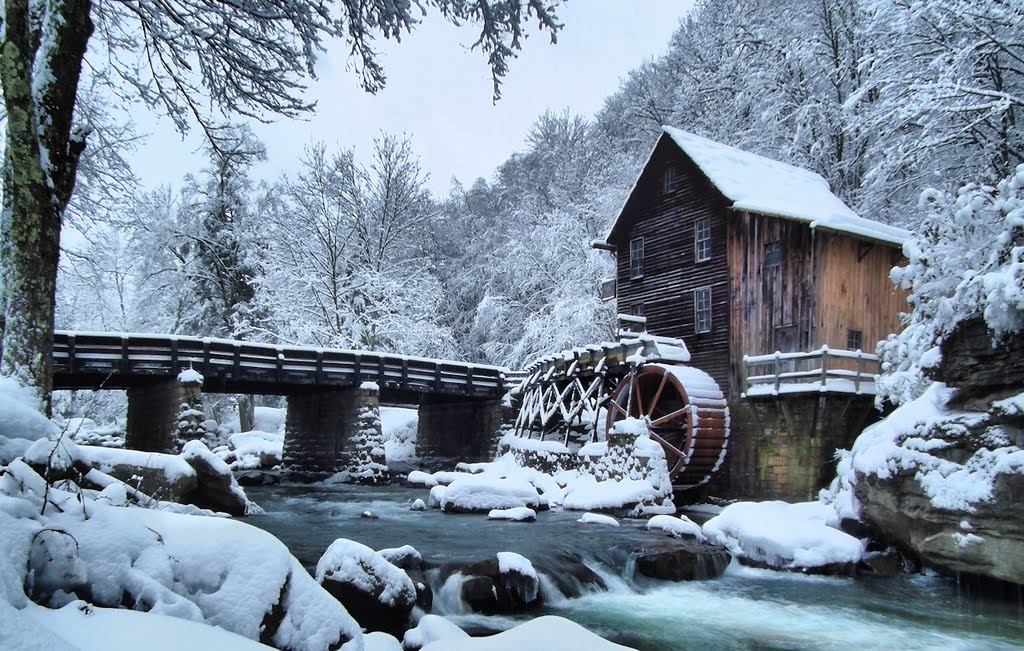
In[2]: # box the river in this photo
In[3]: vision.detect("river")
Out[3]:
[245,483,1024,650]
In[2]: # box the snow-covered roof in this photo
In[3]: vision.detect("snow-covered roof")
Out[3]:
[607,127,910,247]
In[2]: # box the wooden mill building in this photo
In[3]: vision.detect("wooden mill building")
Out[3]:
[599,127,910,500]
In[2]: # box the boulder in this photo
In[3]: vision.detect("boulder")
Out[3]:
[180,440,257,516]
[73,445,198,503]
[857,467,1024,586]
[442,554,542,615]
[632,543,731,581]
[935,318,1024,401]
[316,538,417,637]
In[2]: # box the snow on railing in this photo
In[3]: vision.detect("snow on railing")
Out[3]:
[742,346,880,397]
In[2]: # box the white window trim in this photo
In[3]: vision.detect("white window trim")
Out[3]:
[694,286,712,334]
[695,218,711,263]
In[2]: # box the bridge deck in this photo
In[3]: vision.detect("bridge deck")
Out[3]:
[52,331,509,401]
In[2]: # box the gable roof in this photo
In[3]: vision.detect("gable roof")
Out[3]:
[606,127,910,247]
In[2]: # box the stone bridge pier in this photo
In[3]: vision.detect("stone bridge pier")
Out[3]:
[125,375,204,453]
[281,384,386,482]
[415,396,504,468]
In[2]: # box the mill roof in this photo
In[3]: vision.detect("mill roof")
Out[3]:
[606,127,910,247]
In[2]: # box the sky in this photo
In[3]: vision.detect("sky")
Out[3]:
[130,1,695,197]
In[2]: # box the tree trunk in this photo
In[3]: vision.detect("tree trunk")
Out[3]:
[238,394,256,433]
[0,0,93,413]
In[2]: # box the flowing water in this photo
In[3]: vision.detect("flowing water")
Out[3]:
[245,483,1024,650]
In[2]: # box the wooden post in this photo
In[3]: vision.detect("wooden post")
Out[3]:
[854,350,862,394]
[170,338,179,372]
[121,335,130,373]
[67,334,76,374]
[773,352,781,395]
[233,342,242,378]
[276,348,284,382]
[820,346,829,389]
[315,350,324,384]
[401,358,409,388]
[434,362,442,391]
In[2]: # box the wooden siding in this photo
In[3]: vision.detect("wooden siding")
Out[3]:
[610,140,732,390]
[727,212,817,396]
[815,235,907,354]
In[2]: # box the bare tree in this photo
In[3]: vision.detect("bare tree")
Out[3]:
[0,0,563,412]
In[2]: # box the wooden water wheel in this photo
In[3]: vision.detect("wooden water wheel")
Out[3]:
[605,364,729,488]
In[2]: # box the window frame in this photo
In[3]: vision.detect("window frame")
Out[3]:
[764,241,783,268]
[846,329,863,351]
[694,286,712,334]
[663,166,677,194]
[629,237,645,280]
[695,218,712,263]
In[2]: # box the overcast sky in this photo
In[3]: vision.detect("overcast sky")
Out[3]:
[130,1,695,197]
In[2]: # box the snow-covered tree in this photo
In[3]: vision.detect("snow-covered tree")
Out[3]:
[878,165,1024,405]
[0,0,562,412]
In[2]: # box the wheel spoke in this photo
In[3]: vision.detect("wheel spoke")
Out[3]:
[610,399,629,418]
[648,431,687,461]
[651,405,690,426]
[649,372,668,416]
[634,376,645,418]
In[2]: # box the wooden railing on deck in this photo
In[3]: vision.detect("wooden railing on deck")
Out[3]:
[742,347,880,397]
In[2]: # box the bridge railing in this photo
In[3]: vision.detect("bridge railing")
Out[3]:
[742,346,880,397]
[53,331,507,397]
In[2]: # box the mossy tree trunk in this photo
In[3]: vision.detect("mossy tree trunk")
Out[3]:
[0,0,93,414]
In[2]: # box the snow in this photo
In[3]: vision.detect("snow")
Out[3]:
[410,498,427,511]
[497,552,538,581]
[0,457,361,651]
[703,501,864,569]
[402,614,470,649]
[227,430,283,469]
[420,615,633,651]
[646,514,706,541]
[74,445,198,483]
[177,368,204,384]
[824,382,1024,518]
[316,538,416,607]
[660,127,910,247]
[440,477,545,512]
[24,600,274,650]
[488,507,537,522]
[381,406,418,462]
[577,512,620,527]
[0,376,58,442]
[364,631,402,651]
[562,475,666,511]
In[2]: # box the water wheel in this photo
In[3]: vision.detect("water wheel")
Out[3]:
[605,364,729,488]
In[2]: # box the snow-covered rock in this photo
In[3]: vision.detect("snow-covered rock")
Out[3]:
[444,553,542,615]
[488,507,537,522]
[419,615,633,651]
[316,538,417,635]
[646,514,706,541]
[577,512,619,527]
[439,477,545,514]
[703,500,863,572]
[402,614,469,650]
[825,382,1024,585]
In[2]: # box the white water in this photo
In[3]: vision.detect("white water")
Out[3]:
[246,484,1024,650]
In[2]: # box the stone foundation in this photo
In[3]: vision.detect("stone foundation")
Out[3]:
[416,397,502,466]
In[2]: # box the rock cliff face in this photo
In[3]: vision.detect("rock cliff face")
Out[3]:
[853,319,1024,587]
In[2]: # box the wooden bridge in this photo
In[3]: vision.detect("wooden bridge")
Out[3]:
[51,330,511,477]
[52,330,510,402]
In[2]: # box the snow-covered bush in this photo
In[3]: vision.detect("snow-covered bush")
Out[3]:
[878,165,1024,405]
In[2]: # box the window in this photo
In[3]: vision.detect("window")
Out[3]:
[629,237,645,279]
[630,303,645,317]
[663,166,677,193]
[695,219,711,262]
[847,329,863,351]
[764,241,783,267]
[694,287,712,333]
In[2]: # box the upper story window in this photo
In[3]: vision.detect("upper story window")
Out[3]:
[764,241,783,267]
[847,329,863,351]
[629,237,645,279]
[694,287,712,333]
[695,218,711,262]
[663,166,677,194]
